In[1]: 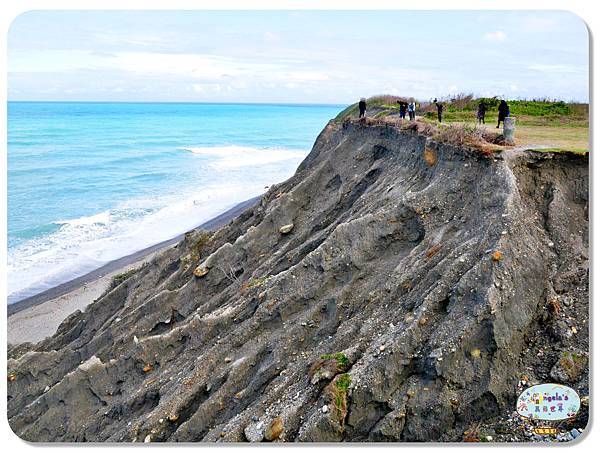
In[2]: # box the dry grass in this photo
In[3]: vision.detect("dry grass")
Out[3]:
[433,123,490,147]
[369,95,403,105]
[190,231,213,261]
[463,422,483,442]
[472,123,588,153]
[348,117,503,156]
[347,111,588,157]
[514,125,589,153]
[402,120,436,136]
[336,91,588,155]
[443,92,474,110]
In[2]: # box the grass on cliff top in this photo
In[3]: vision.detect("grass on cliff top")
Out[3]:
[335,94,588,154]
[457,122,589,154]
[511,125,589,153]
[334,95,414,121]
[336,94,588,127]
[430,109,588,128]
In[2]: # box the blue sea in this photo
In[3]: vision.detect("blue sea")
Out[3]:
[7,102,342,304]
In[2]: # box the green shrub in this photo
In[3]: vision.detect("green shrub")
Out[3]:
[320,352,349,368]
[111,268,137,288]
[329,373,352,426]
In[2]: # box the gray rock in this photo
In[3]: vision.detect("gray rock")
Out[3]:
[279,223,294,234]
[6,120,589,443]
[244,423,264,442]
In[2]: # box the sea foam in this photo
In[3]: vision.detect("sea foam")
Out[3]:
[53,210,111,227]
[180,145,306,169]
[8,181,279,304]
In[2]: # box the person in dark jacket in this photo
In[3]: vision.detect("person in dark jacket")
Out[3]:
[397,100,408,120]
[497,100,510,128]
[433,98,444,123]
[477,101,487,124]
[358,98,367,118]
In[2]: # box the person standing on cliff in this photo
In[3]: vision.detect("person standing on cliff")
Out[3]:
[477,101,487,124]
[434,98,444,122]
[408,101,416,121]
[358,98,367,118]
[397,100,408,121]
[497,100,510,128]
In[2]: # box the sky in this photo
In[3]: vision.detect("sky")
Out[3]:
[7,10,589,103]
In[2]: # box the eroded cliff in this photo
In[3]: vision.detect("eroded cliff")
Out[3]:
[8,120,589,442]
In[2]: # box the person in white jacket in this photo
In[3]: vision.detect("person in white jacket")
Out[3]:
[408,101,416,121]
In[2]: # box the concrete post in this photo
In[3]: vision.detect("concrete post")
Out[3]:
[503,117,516,144]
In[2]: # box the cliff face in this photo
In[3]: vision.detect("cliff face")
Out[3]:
[8,121,589,442]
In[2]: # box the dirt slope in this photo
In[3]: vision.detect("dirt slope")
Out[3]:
[7,120,589,442]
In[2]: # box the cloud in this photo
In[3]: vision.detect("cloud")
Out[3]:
[92,31,168,48]
[103,52,333,87]
[90,51,117,58]
[280,71,329,82]
[519,17,559,32]
[108,52,279,79]
[528,64,580,73]
[191,83,222,93]
[263,31,279,42]
[7,11,588,103]
[483,31,507,42]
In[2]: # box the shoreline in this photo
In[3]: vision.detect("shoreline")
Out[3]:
[7,196,260,343]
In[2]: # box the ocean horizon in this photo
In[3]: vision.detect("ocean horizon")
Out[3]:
[7,101,343,304]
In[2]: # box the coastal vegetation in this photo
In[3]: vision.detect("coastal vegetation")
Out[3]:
[309,352,351,385]
[328,373,352,427]
[423,94,588,126]
[110,268,137,288]
[335,94,589,154]
[320,352,350,368]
